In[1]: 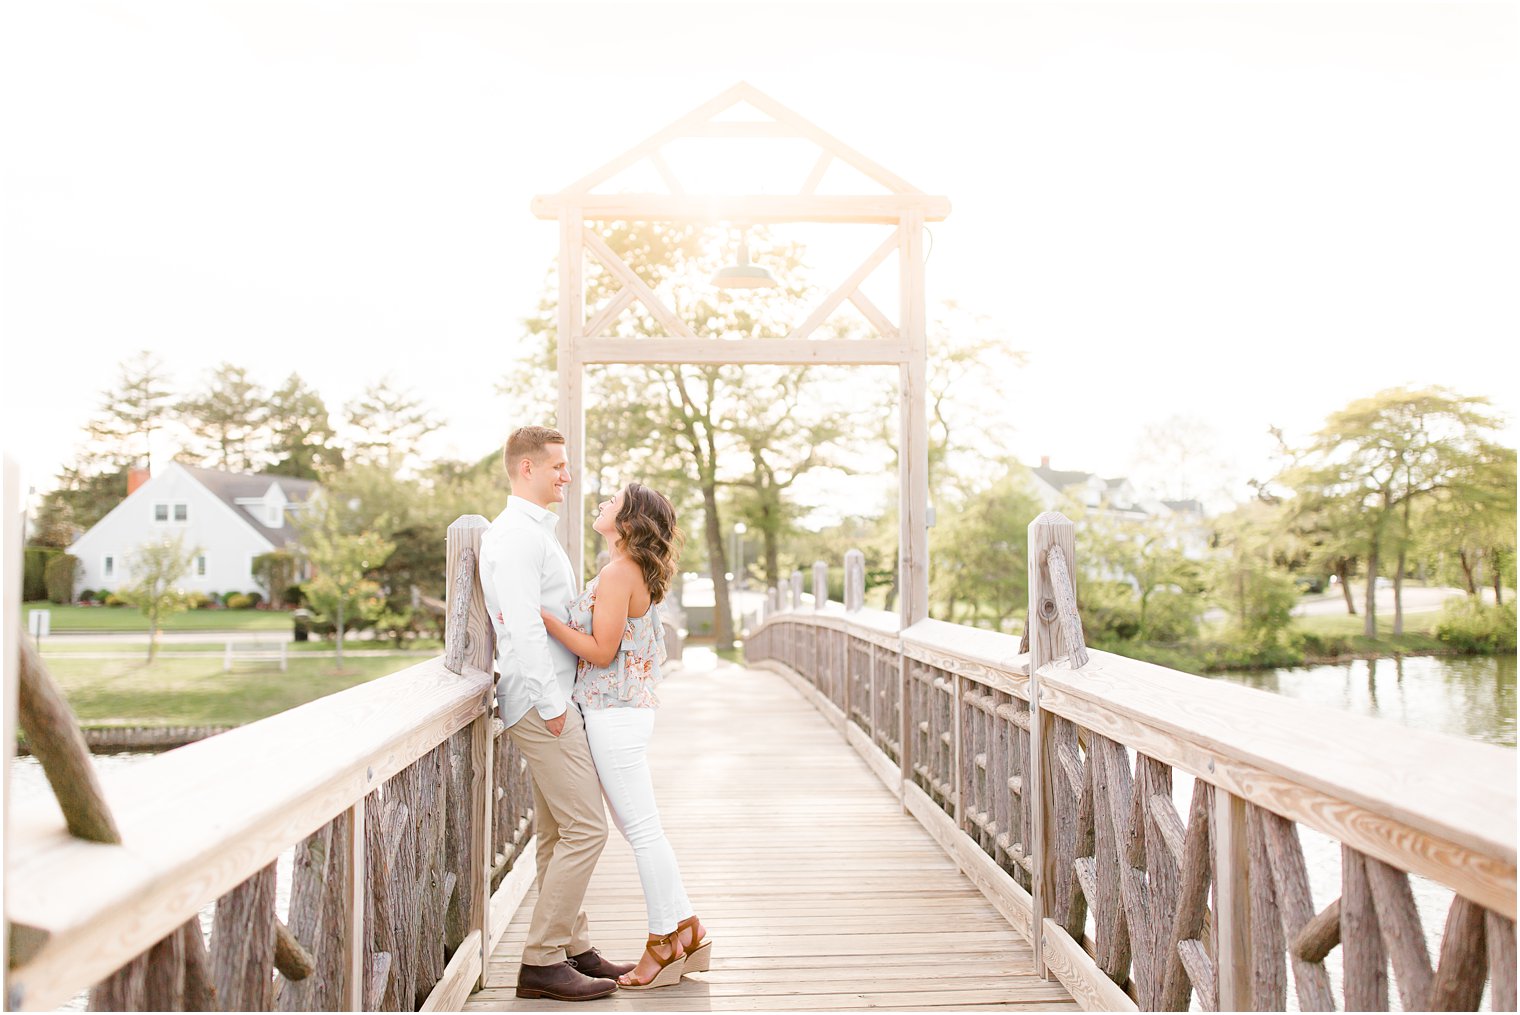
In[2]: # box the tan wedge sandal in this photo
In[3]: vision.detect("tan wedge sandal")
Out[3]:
[616,930,686,990]
[676,915,712,975]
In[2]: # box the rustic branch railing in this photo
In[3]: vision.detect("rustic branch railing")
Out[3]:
[747,510,1517,1011]
[5,514,535,1012]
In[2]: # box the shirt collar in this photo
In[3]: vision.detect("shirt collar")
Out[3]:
[507,494,559,529]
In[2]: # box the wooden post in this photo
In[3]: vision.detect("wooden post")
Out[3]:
[812,561,828,610]
[1026,511,1076,978]
[952,673,964,828]
[556,206,585,580]
[898,652,910,807]
[1213,791,1252,1010]
[446,514,497,991]
[790,570,804,611]
[898,211,929,628]
[4,456,22,1011]
[844,548,864,612]
[343,799,364,1011]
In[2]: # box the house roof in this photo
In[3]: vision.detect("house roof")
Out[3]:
[180,465,319,550]
[1030,465,1095,491]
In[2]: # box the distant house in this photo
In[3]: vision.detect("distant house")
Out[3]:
[67,463,319,599]
[1027,457,1210,561]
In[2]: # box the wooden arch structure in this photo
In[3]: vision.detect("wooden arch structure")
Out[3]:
[530,81,950,627]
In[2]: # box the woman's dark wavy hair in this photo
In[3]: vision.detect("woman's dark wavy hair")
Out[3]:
[614,482,682,604]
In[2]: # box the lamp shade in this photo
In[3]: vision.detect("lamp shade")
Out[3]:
[712,234,777,289]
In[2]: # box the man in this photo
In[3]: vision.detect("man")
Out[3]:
[480,425,633,1002]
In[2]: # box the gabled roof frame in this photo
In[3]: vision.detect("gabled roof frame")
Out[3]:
[532,82,941,627]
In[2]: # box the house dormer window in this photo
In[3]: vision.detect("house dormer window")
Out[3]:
[174,503,188,521]
[155,504,168,522]
[265,505,282,527]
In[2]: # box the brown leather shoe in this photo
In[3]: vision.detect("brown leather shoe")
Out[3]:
[515,961,617,1001]
[568,948,636,980]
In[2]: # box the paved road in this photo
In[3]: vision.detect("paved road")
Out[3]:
[1292,584,1464,617]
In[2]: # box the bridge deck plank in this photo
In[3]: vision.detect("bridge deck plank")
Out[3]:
[466,656,1073,1011]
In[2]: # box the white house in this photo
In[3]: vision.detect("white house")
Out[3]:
[1027,457,1211,562]
[67,463,319,599]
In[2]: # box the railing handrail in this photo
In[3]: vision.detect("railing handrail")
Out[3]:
[750,596,1517,914]
[6,654,491,1010]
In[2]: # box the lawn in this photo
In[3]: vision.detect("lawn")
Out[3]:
[37,651,437,727]
[37,639,444,655]
[22,603,293,632]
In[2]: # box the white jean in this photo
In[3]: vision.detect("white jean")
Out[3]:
[582,707,693,935]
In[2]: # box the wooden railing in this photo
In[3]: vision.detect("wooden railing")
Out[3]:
[5,515,535,1012]
[747,511,1517,1011]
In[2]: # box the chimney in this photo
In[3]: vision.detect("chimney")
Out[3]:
[127,466,150,495]
[1040,455,1050,469]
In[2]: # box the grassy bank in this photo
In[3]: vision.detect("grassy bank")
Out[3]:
[22,603,293,632]
[1102,609,1476,676]
[38,651,436,727]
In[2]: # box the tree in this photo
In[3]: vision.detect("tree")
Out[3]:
[252,550,300,607]
[1422,443,1517,603]
[1284,388,1506,637]
[267,373,342,478]
[343,378,440,472]
[38,351,176,540]
[121,536,199,660]
[1081,508,1204,643]
[929,467,1043,629]
[507,220,851,653]
[179,362,270,472]
[83,350,175,470]
[877,302,1028,611]
[1206,500,1299,653]
[298,496,395,665]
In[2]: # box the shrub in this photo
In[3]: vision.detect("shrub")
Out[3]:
[1436,598,1517,654]
[185,591,211,610]
[104,593,127,607]
[225,592,254,610]
[78,588,97,604]
[43,553,80,604]
[245,591,264,609]
[283,584,305,608]
[23,547,60,601]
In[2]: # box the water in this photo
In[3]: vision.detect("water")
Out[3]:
[9,651,1512,1009]
[8,754,295,1011]
[1210,653,1517,748]
[1178,654,1514,1011]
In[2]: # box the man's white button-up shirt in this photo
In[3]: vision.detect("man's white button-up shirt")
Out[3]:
[480,495,580,728]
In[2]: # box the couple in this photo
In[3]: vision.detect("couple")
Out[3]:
[480,425,709,1002]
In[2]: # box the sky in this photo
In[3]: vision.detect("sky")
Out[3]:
[3,1,1517,522]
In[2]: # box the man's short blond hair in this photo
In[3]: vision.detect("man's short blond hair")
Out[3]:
[503,425,565,479]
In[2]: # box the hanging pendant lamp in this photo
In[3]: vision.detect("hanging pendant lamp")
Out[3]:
[711,229,777,289]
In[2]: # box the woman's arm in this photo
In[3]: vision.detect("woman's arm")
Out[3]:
[541,562,637,668]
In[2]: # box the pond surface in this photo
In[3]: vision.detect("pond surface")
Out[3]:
[1211,653,1516,748]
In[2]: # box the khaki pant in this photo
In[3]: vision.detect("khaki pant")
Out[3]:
[508,705,608,965]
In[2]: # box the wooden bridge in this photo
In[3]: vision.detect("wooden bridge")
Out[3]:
[5,513,1516,1012]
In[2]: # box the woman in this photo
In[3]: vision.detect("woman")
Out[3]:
[540,482,711,990]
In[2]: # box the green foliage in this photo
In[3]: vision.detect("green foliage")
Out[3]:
[930,468,1043,629]
[120,536,200,659]
[1435,599,1518,654]
[43,553,80,604]
[178,362,270,472]
[266,373,342,478]
[23,547,59,601]
[298,495,395,662]
[104,593,127,607]
[252,551,298,606]
[343,378,439,473]
[225,592,254,609]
